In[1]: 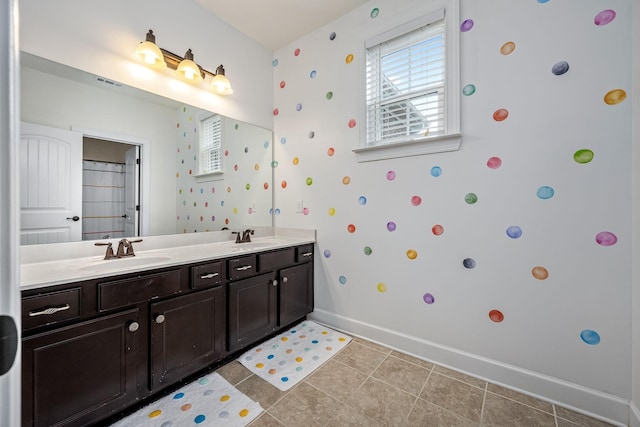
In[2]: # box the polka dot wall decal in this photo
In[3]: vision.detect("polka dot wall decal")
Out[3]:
[574,149,594,164]
[411,196,422,206]
[296,103,302,111]
[364,246,372,255]
[604,89,626,105]
[342,176,351,185]
[551,61,569,76]
[173,392,184,399]
[339,276,347,285]
[272,59,279,67]
[271,160,278,167]
[386,170,396,180]
[347,224,356,233]
[500,41,516,55]
[463,258,477,269]
[462,84,476,96]
[327,147,335,156]
[460,19,474,32]
[281,181,287,188]
[432,224,444,235]
[279,80,285,88]
[423,293,435,304]
[348,119,357,128]
[377,283,387,292]
[218,411,229,419]
[328,208,336,216]
[493,108,509,121]
[345,54,354,64]
[594,9,616,26]
[329,32,336,40]
[387,221,397,232]
[303,207,309,215]
[306,177,313,185]
[489,310,504,323]
[430,166,442,177]
[149,409,162,418]
[406,249,418,260]
[359,196,367,205]
[273,108,279,116]
[239,409,250,418]
[487,156,502,169]
[537,186,555,199]
[280,137,287,144]
[580,329,600,345]
[465,193,478,204]
[506,226,522,239]
[326,91,333,100]
[324,249,331,258]
[309,131,315,138]
[537,0,549,3]
[310,70,317,78]
[181,404,192,411]
[294,48,301,56]
[595,231,617,246]
[370,8,380,18]
[532,266,549,280]
[293,157,299,165]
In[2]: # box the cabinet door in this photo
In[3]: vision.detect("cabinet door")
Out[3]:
[228,272,277,352]
[150,287,226,390]
[279,263,314,326]
[22,308,141,427]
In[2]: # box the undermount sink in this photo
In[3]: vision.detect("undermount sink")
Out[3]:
[78,256,172,272]
[221,238,289,252]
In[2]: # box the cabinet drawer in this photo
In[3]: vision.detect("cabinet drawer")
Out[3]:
[228,255,256,280]
[296,244,314,262]
[98,269,182,312]
[191,261,224,289]
[258,248,295,272]
[22,288,81,330]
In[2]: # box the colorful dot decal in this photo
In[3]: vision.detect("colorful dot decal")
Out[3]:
[358,196,367,205]
[594,9,616,26]
[370,8,380,18]
[595,231,617,246]
[604,89,626,105]
[364,246,372,255]
[406,249,417,260]
[348,119,357,128]
[347,224,356,233]
[324,250,331,258]
[411,196,422,206]
[532,266,549,280]
[493,108,509,121]
[580,329,601,345]
[386,221,397,232]
[460,19,474,32]
[500,41,516,55]
[537,186,555,199]
[386,171,396,181]
[149,409,162,418]
[489,310,504,323]
[326,91,333,100]
[194,414,206,423]
[342,176,351,185]
[432,224,444,236]
[345,54,354,64]
[339,276,347,285]
[487,157,502,169]
[377,283,387,293]
[463,258,476,269]
[306,177,313,186]
[329,32,336,40]
[328,208,336,216]
[294,48,301,56]
[310,70,317,78]
[279,80,285,88]
[506,226,522,239]
[574,149,594,164]
[423,293,435,304]
[462,84,476,96]
[327,147,335,156]
[551,61,569,76]
[430,166,442,177]
[465,193,478,204]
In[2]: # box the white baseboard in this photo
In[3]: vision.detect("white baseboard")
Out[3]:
[630,401,640,427]
[309,309,629,427]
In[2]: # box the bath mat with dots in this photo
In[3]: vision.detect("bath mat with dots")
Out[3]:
[110,372,262,427]
[238,320,352,391]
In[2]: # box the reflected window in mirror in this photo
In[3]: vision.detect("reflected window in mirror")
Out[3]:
[198,114,223,176]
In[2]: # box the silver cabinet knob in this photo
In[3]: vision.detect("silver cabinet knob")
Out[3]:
[128,321,140,333]
[155,314,166,324]
[282,277,288,284]
[272,280,278,287]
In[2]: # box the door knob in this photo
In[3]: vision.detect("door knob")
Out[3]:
[66,216,80,221]
[154,314,166,324]
[282,277,288,284]
[272,280,278,287]
[128,321,140,333]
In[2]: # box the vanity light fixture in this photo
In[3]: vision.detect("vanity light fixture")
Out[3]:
[135,29,234,95]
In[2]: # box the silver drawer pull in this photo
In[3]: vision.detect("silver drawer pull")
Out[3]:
[28,304,70,317]
[301,252,313,257]
[235,265,252,271]
[200,273,219,279]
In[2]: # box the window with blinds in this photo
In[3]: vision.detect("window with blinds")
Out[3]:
[199,114,222,175]
[366,14,446,147]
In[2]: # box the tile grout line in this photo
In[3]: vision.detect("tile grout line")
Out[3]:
[479,382,488,425]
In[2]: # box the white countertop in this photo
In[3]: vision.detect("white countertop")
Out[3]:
[20,228,316,290]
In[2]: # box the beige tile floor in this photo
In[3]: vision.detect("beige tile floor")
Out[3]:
[216,337,616,427]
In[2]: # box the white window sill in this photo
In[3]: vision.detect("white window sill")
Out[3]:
[194,171,224,182]
[353,133,461,162]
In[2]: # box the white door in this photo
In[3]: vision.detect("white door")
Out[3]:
[20,122,83,244]
[124,145,140,237]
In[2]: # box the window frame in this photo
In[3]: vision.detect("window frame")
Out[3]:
[196,112,224,177]
[354,0,461,162]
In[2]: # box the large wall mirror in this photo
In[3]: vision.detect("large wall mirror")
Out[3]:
[20,52,274,245]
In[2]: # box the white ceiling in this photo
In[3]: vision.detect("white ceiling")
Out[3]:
[193,0,370,50]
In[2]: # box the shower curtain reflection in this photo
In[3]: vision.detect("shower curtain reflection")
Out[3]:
[82,160,125,240]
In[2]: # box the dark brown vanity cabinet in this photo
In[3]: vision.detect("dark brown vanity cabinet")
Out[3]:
[150,286,226,390]
[22,308,143,427]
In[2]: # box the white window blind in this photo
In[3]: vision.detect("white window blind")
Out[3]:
[366,15,446,147]
[199,114,222,174]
